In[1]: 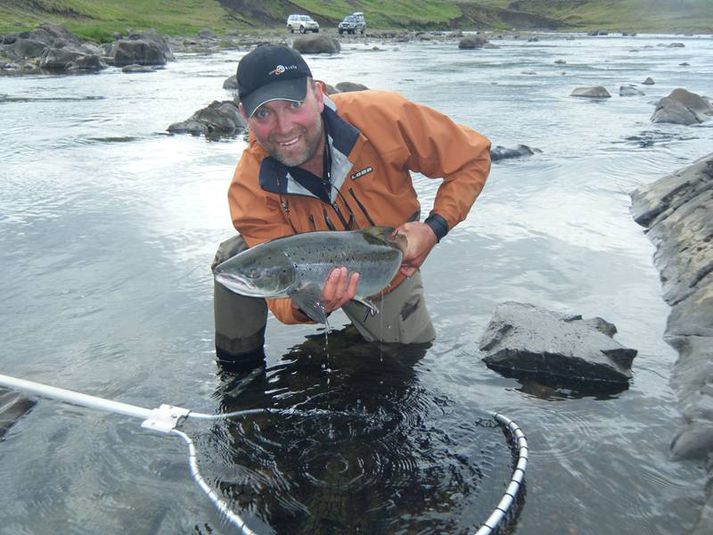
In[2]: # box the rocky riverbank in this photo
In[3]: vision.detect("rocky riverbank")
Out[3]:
[631,153,713,534]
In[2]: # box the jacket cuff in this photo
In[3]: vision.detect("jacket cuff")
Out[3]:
[424,213,449,243]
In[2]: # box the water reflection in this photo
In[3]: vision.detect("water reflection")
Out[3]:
[495,369,630,400]
[198,327,519,534]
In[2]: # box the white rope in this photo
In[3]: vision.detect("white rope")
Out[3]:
[170,429,258,535]
[0,373,528,534]
[473,412,529,535]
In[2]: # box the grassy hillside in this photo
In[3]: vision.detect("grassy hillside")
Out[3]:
[0,0,711,41]
[476,0,713,31]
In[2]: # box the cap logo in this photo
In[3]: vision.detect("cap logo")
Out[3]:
[269,64,298,77]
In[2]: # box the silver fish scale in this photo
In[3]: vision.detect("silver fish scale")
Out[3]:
[282,231,402,298]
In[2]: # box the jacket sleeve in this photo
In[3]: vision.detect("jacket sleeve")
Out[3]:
[393,95,491,233]
[227,150,315,325]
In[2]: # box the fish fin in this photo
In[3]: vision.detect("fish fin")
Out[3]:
[290,284,330,326]
[351,296,379,321]
[362,225,407,255]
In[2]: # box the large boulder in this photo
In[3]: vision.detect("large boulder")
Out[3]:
[167,100,245,138]
[4,38,48,60]
[110,29,174,67]
[1,23,105,73]
[651,88,713,125]
[39,46,104,72]
[292,35,340,54]
[3,22,85,60]
[479,302,636,384]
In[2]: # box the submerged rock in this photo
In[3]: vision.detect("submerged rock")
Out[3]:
[334,81,369,93]
[0,387,36,439]
[458,36,489,49]
[490,144,541,162]
[571,86,611,98]
[479,302,636,384]
[620,84,644,96]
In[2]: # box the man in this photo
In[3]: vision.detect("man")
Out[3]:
[213,44,491,368]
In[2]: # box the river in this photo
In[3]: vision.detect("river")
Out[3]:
[1,32,713,534]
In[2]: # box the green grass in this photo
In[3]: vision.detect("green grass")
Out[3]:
[0,0,712,39]
[0,0,237,41]
[468,0,713,32]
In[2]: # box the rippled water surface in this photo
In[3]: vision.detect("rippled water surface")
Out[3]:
[2,33,713,534]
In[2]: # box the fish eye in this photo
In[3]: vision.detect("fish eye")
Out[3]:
[248,268,259,279]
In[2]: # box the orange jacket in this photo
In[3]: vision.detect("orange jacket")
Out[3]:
[228,89,491,324]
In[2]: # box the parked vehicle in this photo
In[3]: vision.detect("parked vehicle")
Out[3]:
[286,14,320,34]
[338,12,366,35]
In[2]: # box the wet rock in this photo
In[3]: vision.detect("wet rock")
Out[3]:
[39,46,105,72]
[490,144,541,162]
[292,35,340,55]
[167,100,244,138]
[620,84,644,96]
[479,302,636,384]
[458,36,489,49]
[223,74,238,90]
[631,152,713,461]
[571,86,611,98]
[651,88,713,125]
[642,76,655,85]
[334,81,369,93]
[1,23,107,74]
[4,38,47,60]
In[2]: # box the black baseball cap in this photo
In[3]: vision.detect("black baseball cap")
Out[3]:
[237,45,313,118]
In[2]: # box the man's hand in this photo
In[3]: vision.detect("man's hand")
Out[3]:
[322,267,359,313]
[396,222,438,277]
[291,267,359,319]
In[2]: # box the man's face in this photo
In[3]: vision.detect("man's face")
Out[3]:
[243,80,325,169]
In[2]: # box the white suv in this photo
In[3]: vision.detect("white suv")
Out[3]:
[286,14,320,34]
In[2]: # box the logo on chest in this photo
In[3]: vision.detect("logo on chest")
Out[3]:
[351,166,373,180]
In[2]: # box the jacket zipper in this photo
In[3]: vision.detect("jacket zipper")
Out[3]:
[349,187,376,226]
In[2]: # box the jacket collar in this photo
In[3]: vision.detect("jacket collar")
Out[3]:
[257,95,360,198]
